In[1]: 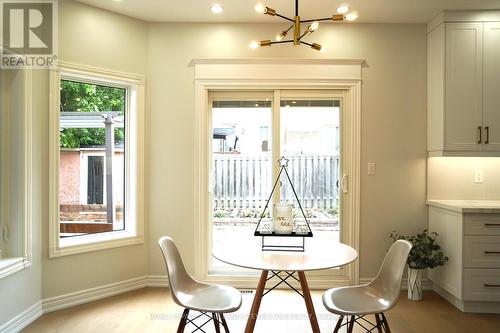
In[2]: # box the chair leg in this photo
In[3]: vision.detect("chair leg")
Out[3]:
[220,313,230,333]
[213,313,221,333]
[177,308,189,333]
[381,313,392,333]
[347,315,355,333]
[332,315,344,333]
[375,313,383,333]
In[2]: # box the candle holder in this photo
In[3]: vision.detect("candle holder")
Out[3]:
[254,157,313,252]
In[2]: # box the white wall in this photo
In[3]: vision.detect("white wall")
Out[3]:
[428,157,500,200]
[146,22,428,279]
[40,0,149,299]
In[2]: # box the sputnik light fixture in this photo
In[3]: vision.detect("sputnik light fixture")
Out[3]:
[251,1,358,51]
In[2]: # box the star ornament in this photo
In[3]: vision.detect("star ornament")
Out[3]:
[279,156,289,168]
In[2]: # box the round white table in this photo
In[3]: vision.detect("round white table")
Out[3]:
[213,240,358,333]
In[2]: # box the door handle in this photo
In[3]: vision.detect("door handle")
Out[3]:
[477,126,482,144]
[485,126,490,144]
[340,174,348,194]
[484,223,500,227]
[484,251,500,254]
[484,284,500,288]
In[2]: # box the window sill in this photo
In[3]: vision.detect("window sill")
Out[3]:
[49,230,144,258]
[0,256,31,280]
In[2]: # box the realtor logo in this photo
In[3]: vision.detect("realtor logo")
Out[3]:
[1,0,58,68]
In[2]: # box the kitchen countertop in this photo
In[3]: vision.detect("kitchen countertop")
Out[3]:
[427,200,500,213]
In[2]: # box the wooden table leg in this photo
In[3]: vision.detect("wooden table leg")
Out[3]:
[297,271,321,333]
[245,270,268,333]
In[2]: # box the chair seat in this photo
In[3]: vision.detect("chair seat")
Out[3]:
[176,282,242,313]
[322,285,391,315]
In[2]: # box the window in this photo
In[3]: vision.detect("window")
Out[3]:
[49,63,145,257]
[0,69,33,279]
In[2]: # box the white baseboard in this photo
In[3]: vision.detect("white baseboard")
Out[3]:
[0,301,42,333]
[42,276,148,314]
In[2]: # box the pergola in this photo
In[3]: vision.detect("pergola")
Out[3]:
[60,111,124,225]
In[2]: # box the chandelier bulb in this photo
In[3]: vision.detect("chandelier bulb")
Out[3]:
[249,40,260,49]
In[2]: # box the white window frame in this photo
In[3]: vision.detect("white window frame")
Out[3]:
[193,59,362,289]
[0,69,33,280]
[49,62,145,258]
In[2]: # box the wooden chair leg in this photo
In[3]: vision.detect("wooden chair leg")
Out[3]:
[213,313,221,333]
[381,313,392,333]
[176,308,189,333]
[347,315,355,333]
[220,313,230,333]
[375,313,383,333]
[333,315,344,333]
[245,270,268,333]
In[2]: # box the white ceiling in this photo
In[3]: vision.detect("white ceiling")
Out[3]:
[76,0,500,23]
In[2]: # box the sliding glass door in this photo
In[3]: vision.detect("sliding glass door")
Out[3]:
[209,90,342,274]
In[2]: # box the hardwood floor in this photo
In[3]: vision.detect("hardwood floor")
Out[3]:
[23,288,500,333]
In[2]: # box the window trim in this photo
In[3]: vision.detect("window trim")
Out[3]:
[49,62,145,258]
[193,59,362,289]
[0,69,33,280]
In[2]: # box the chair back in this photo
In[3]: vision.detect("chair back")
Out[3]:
[370,239,413,308]
[158,236,195,306]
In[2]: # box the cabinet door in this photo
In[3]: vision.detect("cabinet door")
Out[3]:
[445,23,483,151]
[483,22,500,151]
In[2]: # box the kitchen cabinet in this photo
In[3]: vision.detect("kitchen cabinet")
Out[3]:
[427,13,500,156]
[427,200,500,313]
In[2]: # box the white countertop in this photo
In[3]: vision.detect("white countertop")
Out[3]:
[427,200,500,213]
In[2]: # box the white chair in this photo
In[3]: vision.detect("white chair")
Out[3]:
[158,236,242,333]
[322,239,412,333]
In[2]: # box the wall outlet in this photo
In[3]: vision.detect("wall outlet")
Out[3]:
[474,169,484,183]
[367,162,376,175]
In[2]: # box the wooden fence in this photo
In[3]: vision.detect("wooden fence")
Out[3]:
[212,154,340,210]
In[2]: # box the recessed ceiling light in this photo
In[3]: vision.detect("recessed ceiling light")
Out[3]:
[337,6,349,14]
[346,13,358,21]
[211,4,223,14]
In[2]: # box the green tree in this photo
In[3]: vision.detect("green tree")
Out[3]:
[60,80,126,149]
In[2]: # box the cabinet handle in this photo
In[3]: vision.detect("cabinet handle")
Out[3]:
[484,251,500,254]
[477,126,482,144]
[484,284,500,288]
[485,126,490,144]
[485,223,500,227]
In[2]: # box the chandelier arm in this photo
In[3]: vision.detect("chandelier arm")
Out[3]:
[270,40,294,45]
[297,30,310,41]
[300,41,313,47]
[301,17,334,23]
[275,13,295,22]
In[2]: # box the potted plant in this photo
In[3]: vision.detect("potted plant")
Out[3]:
[390,229,448,301]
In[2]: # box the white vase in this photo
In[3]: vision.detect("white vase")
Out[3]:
[407,268,423,301]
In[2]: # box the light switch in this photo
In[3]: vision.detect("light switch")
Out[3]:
[474,169,484,183]
[368,162,376,175]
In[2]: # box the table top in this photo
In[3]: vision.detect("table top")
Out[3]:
[212,240,358,272]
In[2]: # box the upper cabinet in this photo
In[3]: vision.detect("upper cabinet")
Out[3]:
[428,12,500,156]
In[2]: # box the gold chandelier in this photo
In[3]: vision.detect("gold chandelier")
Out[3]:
[251,1,358,51]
